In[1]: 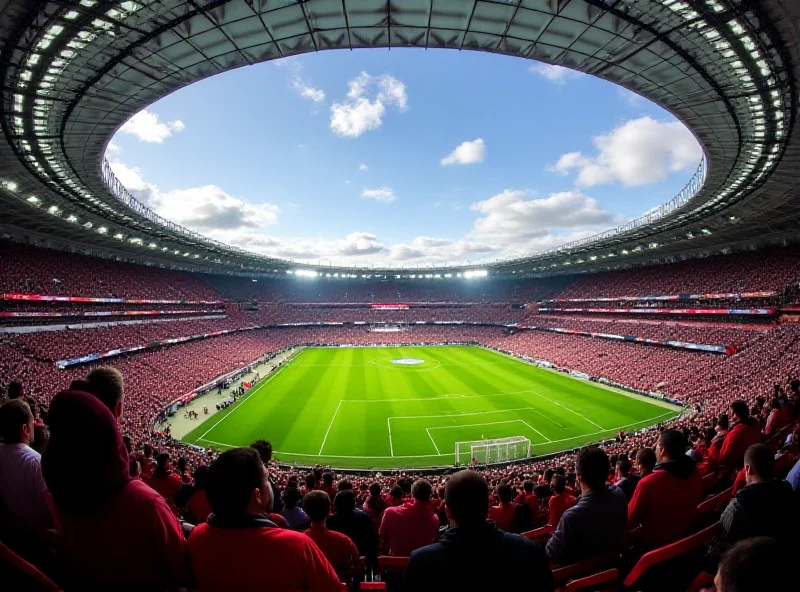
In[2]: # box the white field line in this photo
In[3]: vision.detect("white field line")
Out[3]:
[343,389,534,404]
[388,406,539,421]
[429,418,552,444]
[425,428,442,455]
[388,417,394,457]
[195,366,286,442]
[318,400,343,455]
[199,409,677,459]
[529,389,605,430]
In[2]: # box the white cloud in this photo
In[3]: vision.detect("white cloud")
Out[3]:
[359,163,368,171]
[292,74,325,103]
[548,116,702,187]
[389,244,426,261]
[108,161,278,233]
[105,141,121,154]
[228,232,387,262]
[330,72,408,137]
[361,187,396,203]
[118,110,185,143]
[470,189,616,245]
[441,138,487,166]
[529,63,582,84]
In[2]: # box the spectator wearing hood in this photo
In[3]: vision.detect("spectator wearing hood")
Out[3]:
[627,429,703,550]
[720,444,798,547]
[42,391,188,590]
[710,401,761,469]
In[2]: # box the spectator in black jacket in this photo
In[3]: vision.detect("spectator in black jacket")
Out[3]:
[720,444,798,547]
[545,447,628,566]
[403,470,553,592]
[326,490,377,564]
[714,537,795,592]
[614,456,639,501]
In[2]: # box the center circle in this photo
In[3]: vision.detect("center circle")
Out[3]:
[391,358,425,366]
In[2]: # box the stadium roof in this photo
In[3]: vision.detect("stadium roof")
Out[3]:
[0,0,798,279]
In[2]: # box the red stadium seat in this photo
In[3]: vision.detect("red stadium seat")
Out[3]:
[0,542,62,591]
[552,551,620,588]
[694,488,733,520]
[563,569,619,592]
[622,522,721,589]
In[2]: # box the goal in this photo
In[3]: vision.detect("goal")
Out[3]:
[455,436,532,466]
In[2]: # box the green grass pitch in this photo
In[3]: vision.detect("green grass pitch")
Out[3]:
[182,345,681,469]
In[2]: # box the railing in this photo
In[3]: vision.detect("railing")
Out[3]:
[101,154,707,268]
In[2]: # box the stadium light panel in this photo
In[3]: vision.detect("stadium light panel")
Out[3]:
[464,270,488,279]
[26,196,39,203]
[294,269,318,278]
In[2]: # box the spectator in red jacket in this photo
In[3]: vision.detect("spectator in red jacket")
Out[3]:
[516,479,539,515]
[763,398,792,436]
[319,471,336,498]
[304,490,360,579]
[146,452,184,507]
[188,447,341,591]
[547,474,576,528]
[488,482,516,532]
[42,391,188,589]
[363,482,387,532]
[711,401,762,469]
[380,478,439,555]
[627,429,704,550]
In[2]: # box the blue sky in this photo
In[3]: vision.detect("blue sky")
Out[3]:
[108,49,702,267]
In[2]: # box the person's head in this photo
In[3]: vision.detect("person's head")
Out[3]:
[304,472,316,490]
[523,480,534,493]
[337,479,353,492]
[743,444,774,485]
[41,391,129,515]
[369,482,382,497]
[206,448,271,519]
[155,452,171,474]
[715,537,793,592]
[495,482,513,504]
[769,398,781,411]
[576,447,609,493]
[0,399,34,444]
[177,456,188,474]
[129,458,141,478]
[729,400,749,422]
[282,487,302,510]
[544,468,555,482]
[143,443,152,458]
[615,456,632,479]
[69,379,92,392]
[551,474,567,494]
[303,490,331,524]
[390,485,403,500]
[332,489,356,514]
[7,381,23,400]
[717,413,730,432]
[411,479,432,503]
[636,447,657,475]
[322,471,334,486]
[444,470,489,528]
[86,367,124,421]
[250,439,273,464]
[657,429,687,462]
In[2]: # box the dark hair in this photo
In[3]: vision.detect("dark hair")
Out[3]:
[718,537,792,592]
[523,480,534,493]
[444,470,489,527]
[551,474,567,494]
[333,489,356,514]
[744,444,774,480]
[717,413,730,431]
[411,479,432,502]
[305,473,316,490]
[659,429,688,459]
[322,471,334,485]
[576,447,609,491]
[496,482,513,504]
[636,448,657,471]
[303,490,331,522]
[86,367,124,415]
[0,399,32,443]
[390,485,403,499]
[337,479,353,492]
[251,440,273,463]
[369,483,382,497]
[616,456,632,475]
[193,465,209,490]
[7,381,23,400]
[155,452,170,474]
[69,379,92,392]
[730,400,749,421]
[206,448,265,519]
[282,487,302,509]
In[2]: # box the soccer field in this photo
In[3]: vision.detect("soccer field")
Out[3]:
[182,345,681,469]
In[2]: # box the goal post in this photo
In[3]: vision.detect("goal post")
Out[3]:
[454,436,532,467]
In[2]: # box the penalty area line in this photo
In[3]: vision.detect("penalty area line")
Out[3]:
[425,428,442,455]
[318,400,343,455]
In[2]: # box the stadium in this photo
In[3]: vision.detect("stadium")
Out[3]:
[0,1,799,591]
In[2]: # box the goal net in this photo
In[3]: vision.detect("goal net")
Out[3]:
[455,436,531,466]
